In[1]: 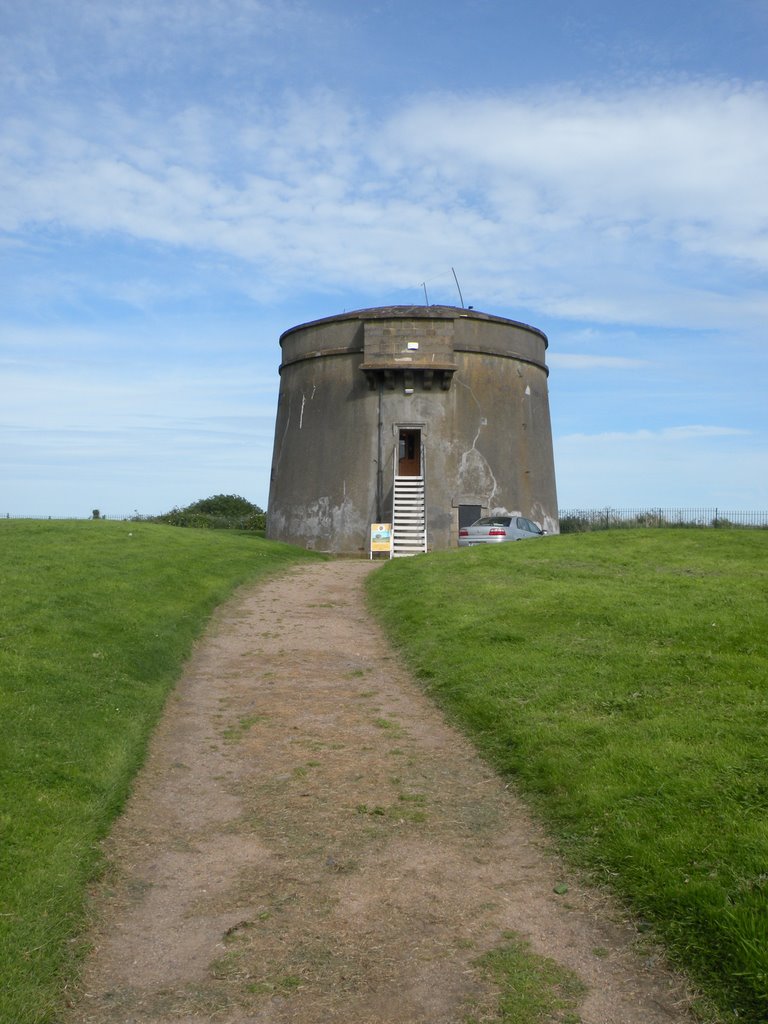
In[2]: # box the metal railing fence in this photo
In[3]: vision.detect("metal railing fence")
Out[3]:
[557,508,768,532]
[2,513,141,521]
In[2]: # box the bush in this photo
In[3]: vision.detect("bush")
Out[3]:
[153,495,266,531]
[240,511,267,531]
[183,494,258,518]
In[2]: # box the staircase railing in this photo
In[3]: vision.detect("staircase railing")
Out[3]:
[391,445,427,556]
[421,439,427,550]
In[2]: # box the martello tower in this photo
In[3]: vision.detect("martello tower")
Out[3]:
[266,305,558,554]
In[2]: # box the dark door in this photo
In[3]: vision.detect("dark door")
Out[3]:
[459,504,482,529]
[398,429,421,476]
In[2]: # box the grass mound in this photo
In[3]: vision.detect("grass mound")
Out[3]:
[0,520,316,1024]
[367,529,768,1023]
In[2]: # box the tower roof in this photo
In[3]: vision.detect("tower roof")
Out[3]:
[280,305,548,346]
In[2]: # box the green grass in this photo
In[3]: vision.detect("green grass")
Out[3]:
[0,519,317,1024]
[367,530,768,1023]
[469,931,586,1024]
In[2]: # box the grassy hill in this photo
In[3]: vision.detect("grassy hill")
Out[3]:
[0,520,318,1024]
[367,529,768,1023]
[4,522,767,1022]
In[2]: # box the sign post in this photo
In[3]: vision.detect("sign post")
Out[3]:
[370,523,393,559]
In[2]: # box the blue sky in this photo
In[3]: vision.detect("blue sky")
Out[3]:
[2,0,767,516]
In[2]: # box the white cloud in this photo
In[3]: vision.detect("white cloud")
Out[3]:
[2,80,767,327]
[0,0,308,95]
[382,84,768,226]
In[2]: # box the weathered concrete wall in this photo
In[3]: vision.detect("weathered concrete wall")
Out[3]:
[267,306,558,553]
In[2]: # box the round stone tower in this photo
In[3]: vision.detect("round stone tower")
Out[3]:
[266,305,558,554]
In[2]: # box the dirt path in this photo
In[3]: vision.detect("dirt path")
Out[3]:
[67,560,696,1024]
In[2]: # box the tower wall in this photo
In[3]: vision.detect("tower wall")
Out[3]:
[266,306,558,553]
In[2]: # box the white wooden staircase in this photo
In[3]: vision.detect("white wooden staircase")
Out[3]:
[392,475,427,556]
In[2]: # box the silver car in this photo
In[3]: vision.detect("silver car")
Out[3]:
[458,515,546,546]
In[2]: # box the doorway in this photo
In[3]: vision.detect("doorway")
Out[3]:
[458,504,482,529]
[398,429,421,476]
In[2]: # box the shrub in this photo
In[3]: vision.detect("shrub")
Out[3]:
[183,494,259,518]
[153,495,266,531]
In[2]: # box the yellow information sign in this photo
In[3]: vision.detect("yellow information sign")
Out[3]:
[370,523,393,558]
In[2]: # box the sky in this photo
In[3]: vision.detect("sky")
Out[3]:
[2,0,767,517]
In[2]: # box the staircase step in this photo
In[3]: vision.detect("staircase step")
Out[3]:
[392,475,427,556]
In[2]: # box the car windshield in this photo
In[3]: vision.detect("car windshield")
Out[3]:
[473,517,512,527]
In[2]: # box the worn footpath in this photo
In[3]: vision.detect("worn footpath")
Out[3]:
[67,560,697,1024]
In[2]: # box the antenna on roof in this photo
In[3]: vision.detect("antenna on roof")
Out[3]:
[421,282,430,305]
[451,267,465,308]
